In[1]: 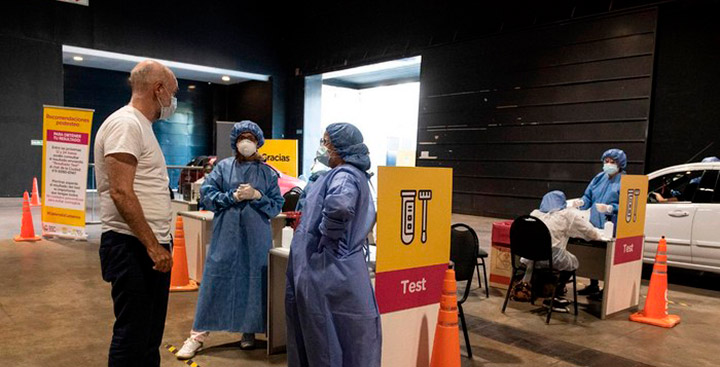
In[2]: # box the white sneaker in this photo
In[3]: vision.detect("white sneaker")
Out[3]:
[176,338,203,360]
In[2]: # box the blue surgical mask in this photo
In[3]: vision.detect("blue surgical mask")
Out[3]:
[603,163,619,176]
[316,145,331,166]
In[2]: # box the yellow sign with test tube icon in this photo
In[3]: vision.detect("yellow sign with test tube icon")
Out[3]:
[376,166,453,274]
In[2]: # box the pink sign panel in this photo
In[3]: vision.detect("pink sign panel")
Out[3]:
[47,130,89,145]
[375,263,447,314]
[614,235,644,265]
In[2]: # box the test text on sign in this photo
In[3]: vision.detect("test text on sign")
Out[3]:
[401,278,427,294]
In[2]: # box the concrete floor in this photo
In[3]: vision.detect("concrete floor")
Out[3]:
[0,201,718,366]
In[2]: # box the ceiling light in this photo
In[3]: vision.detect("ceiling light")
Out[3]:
[73,56,83,61]
[62,45,271,82]
[221,75,231,82]
[188,85,196,90]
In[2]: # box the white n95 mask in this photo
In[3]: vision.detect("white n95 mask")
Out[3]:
[237,139,257,157]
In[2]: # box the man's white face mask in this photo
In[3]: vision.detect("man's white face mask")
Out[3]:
[157,86,177,120]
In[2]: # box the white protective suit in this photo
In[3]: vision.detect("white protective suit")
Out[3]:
[522,208,604,280]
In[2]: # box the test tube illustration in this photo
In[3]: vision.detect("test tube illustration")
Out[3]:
[401,190,417,245]
[626,189,634,223]
[418,190,432,243]
[633,189,641,223]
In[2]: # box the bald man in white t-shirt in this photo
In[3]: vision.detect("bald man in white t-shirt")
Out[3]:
[94,60,177,367]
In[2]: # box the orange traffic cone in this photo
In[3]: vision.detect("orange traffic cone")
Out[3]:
[630,237,680,328]
[14,191,41,242]
[430,269,461,367]
[30,177,41,207]
[170,216,198,292]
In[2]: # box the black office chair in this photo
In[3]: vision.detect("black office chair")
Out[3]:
[501,215,578,324]
[450,223,479,359]
[282,186,303,213]
[476,244,489,299]
[450,224,489,298]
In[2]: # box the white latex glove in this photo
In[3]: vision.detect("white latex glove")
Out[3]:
[595,203,613,214]
[572,199,584,208]
[235,184,261,201]
[597,229,611,242]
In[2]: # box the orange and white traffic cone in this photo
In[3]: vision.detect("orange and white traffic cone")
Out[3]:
[430,269,461,367]
[170,216,198,292]
[30,177,41,207]
[629,237,680,328]
[14,191,41,242]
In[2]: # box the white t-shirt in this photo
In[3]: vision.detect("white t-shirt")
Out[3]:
[94,105,172,243]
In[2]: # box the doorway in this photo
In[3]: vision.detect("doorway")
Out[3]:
[302,56,422,187]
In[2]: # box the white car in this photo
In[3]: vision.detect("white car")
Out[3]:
[645,162,720,273]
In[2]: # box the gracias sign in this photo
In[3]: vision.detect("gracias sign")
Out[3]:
[258,139,298,177]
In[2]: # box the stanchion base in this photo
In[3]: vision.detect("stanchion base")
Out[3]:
[629,312,680,328]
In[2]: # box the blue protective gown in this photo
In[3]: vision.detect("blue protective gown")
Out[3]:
[295,170,328,212]
[579,171,623,229]
[285,164,381,367]
[193,158,284,333]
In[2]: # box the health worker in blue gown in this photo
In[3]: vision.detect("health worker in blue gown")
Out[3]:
[286,122,381,367]
[571,148,626,298]
[175,121,284,360]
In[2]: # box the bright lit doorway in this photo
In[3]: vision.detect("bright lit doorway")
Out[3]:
[302,56,421,189]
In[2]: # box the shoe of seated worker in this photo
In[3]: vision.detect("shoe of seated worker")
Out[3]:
[577,283,600,296]
[543,298,570,313]
[176,338,203,360]
[552,304,570,313]
[543,297,571,306]
[240,333,256,350]
[588,289,604,302]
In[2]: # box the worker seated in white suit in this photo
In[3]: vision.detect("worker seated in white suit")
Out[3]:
[512,190,605,311]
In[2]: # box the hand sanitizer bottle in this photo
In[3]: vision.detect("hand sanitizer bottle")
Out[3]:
[603,221,614,239]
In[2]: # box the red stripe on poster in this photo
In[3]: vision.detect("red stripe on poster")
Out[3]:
[47,130,89,145]
[375,264,447,314]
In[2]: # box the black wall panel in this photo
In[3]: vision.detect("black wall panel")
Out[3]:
[0,36,63,196]
[647,1,720,170]
[224,81,273,134]
[417,9,657,218]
